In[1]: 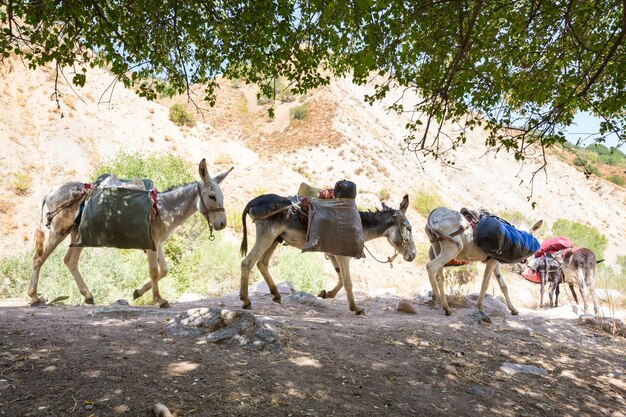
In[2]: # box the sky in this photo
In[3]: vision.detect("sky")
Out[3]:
[563,111,622,149]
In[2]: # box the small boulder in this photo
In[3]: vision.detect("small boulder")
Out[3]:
[397,300,417,314]
[165,308,282,352]
[500,362,547,376]
[466,310,491,325]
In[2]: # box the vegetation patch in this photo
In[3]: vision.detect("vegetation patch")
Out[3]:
[412,190,444,217]
[290,105,308,120]
[551,219,608,260]
[169,103,196,127]
[10,172,32,195]
[93,151,194,189]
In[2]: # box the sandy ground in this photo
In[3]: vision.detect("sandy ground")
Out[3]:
[0,288,625,417]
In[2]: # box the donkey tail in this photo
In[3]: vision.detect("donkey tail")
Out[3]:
[240,203,250,257]
[35,196,48,256]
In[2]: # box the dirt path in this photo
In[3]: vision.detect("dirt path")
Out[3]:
[0,293,624,417]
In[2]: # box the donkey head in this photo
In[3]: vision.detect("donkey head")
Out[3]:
[197,159,232,231]
[385,195,416,262]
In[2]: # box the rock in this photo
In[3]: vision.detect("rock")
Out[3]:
[596,289,622,302]
[291,291,325,307]
[466,310,491,325]
[467,293,509,317]
[397,300,417,314]
[177,293,207,303]
[445,364,458,376]
[111,299,129,306]
[469,386,486,397]
[578,315,625,336]
[89,306,143,318]
[414,286,433,304]
[500,362,547,376]
[165,308,282,352]
[250,281,294,295]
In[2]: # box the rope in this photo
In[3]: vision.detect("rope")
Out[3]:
[196,182,225,241]
[364,245,398,268]
[45,186,89,229]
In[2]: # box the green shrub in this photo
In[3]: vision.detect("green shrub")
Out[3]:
[551,219,608,259]
[412,190,444,217]
[93,151,194,190]
[378,188,391,201]
[272,247,326,294]
[10,172,31,195]
[596,264,626,296]
[290,105,307,120]
[573,157,586,166]
[414,242,432,264]
[607,174,625,186]
[227,211,243,233]
[0,245,150,304]
[169,103,196,127]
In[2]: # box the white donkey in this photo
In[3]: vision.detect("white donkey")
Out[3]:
[29,159,232,308]
[425,207,542,316]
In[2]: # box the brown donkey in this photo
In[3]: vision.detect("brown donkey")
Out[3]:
[555,248,601,315]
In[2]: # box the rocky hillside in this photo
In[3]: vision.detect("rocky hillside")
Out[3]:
[1,56,625,274]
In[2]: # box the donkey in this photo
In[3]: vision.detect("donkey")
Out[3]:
[425,207,542,316]
[239,194,416,314]
[554,248,600,315]
[536,253,578,309]
[28,159,231,308]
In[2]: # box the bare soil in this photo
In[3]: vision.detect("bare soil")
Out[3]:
[1,292,624,417]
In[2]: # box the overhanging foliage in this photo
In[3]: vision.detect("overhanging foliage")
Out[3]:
[2,0,625,160]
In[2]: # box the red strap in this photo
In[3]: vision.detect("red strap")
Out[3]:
[84,183,92,189]
[151,189,159,216]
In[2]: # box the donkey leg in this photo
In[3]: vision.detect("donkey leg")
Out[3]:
[336,257,363,315]
[29,226,71,306]
[257,240,282,304]
[426,254,452,315]
[319,255,343,299]
[553,280,560,307]
[240,233,276,309]
[493,264,518,315]
[588,269,599,315]
[539,271,546,308]
[63,243,94,304]
[145,250,169,308]
[568,283,579,304]
[476,260,498,313]
[133,245,168,300]
[576,266,589,314]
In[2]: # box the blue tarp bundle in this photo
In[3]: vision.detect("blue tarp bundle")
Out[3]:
[474,216,540,263]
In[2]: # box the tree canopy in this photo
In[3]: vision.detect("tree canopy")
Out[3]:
[2,0,625,160]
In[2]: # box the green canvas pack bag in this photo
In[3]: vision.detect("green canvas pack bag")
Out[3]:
[71,175,156,250]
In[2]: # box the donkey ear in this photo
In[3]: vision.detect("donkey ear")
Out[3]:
[213,167,234,185]
[198,158,210,183]
[399,194,409,214]
[530,219,543,234]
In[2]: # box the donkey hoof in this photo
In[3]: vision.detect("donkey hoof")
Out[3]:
[317,290,327,299]
[354,308,365,315]
[30,300,44,308]
[132,290,141,300]
[159,301,171,309]
[444,310,452,316]
[510,309,519,316]
[242,301,252,310]
[272,296,282,304]
[85,297,95,305]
